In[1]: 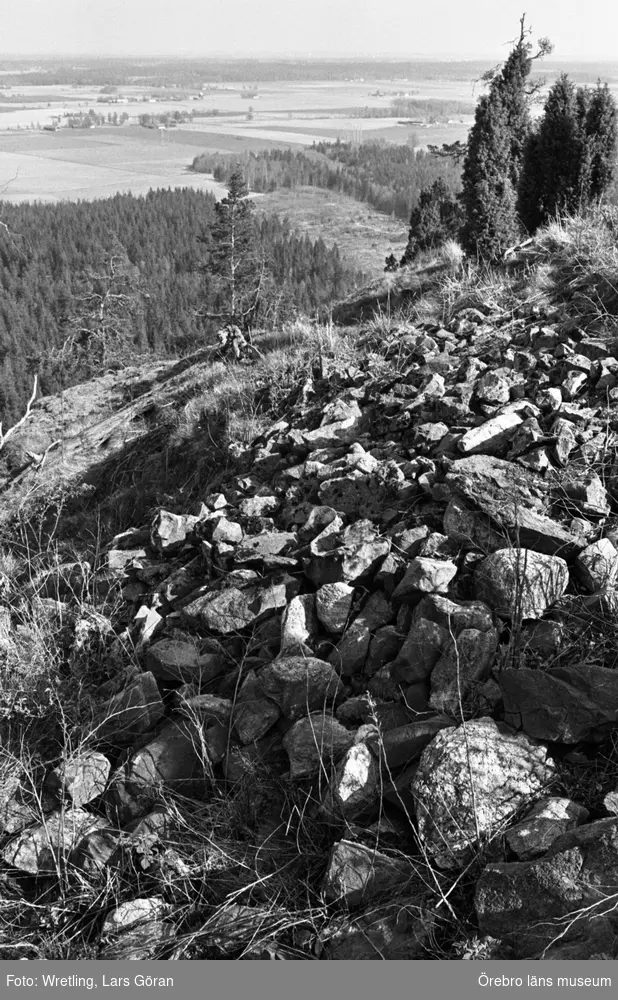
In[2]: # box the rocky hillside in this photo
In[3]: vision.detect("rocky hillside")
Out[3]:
[3,215,618,960]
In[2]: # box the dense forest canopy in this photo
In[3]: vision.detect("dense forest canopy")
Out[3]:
[0,188,362,423]
[191,141,463,222]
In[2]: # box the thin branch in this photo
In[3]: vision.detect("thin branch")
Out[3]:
[0,374,38,451]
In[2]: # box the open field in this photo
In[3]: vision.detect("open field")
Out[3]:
[0,127,230,202]
[257,187,408,278]
[0,116,469,206]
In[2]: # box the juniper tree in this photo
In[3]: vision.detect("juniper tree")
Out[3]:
[399,178,463,265]
[582,81,618,204]
[461,17,552,261]
[519,76,618,231]
[518,73,585,230]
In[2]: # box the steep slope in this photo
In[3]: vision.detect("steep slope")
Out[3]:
[2,214,618,960]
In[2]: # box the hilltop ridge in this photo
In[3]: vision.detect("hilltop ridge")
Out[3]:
[2,212,618,959]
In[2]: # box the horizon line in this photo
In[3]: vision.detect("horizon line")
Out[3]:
[0,51,617,63]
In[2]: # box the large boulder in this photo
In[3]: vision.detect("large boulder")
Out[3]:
[411,717,555,869]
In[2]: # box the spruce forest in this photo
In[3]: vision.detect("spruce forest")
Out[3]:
[0,189,360,423]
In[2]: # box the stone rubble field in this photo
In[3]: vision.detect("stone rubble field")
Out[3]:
[5,285,618,959]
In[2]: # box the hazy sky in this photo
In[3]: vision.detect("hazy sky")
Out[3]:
[2,0,618,60]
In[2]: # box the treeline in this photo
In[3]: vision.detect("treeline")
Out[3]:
[315,98,475,120]
[390,97,475,118]
[0,189,362,423]
[0,57,498,88]
[191,141,462,222]
[137,110,194,127]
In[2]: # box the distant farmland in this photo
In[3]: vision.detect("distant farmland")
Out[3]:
[0,127,234,204]
[0,73,477,204]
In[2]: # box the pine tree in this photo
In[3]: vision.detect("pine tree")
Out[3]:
[202,169,264,330]
[461,17,552,261]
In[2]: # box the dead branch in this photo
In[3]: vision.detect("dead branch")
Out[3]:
[503,237,535,259]
[0,375,38,451]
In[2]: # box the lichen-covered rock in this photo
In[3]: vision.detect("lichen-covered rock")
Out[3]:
[505,797,589,860]
[301,398,364,449]
[575,538,618,592]
[3,808,115,875]
[304,519,390,586]
[411,717,555,869]
[321,742,380,824]
[429,627,499,717]
[150,509,196,554]
[392,557,458,598]
[232,670,281,744]
[180,577,298,634]
[105,717,208,826]
[322,839,415,906]
[283,714,355,779]
[234,531,298,566]
[102,897,170,935]
[94,671,164,747]
[475,548,568,619]
[315,582,355,633]
[329,623,371,676]
[391,617,449,684]
[48,751,110,808]
[280,593,318,654]
[146,639,202,684]
[259,656,344,720]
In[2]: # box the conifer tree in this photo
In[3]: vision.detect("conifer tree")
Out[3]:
[518,73,584,229]
[519,76,617,231]
[202,169,264,330]
[400,178,463,264]
[461,17,552,261]
[584,81,618,203]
